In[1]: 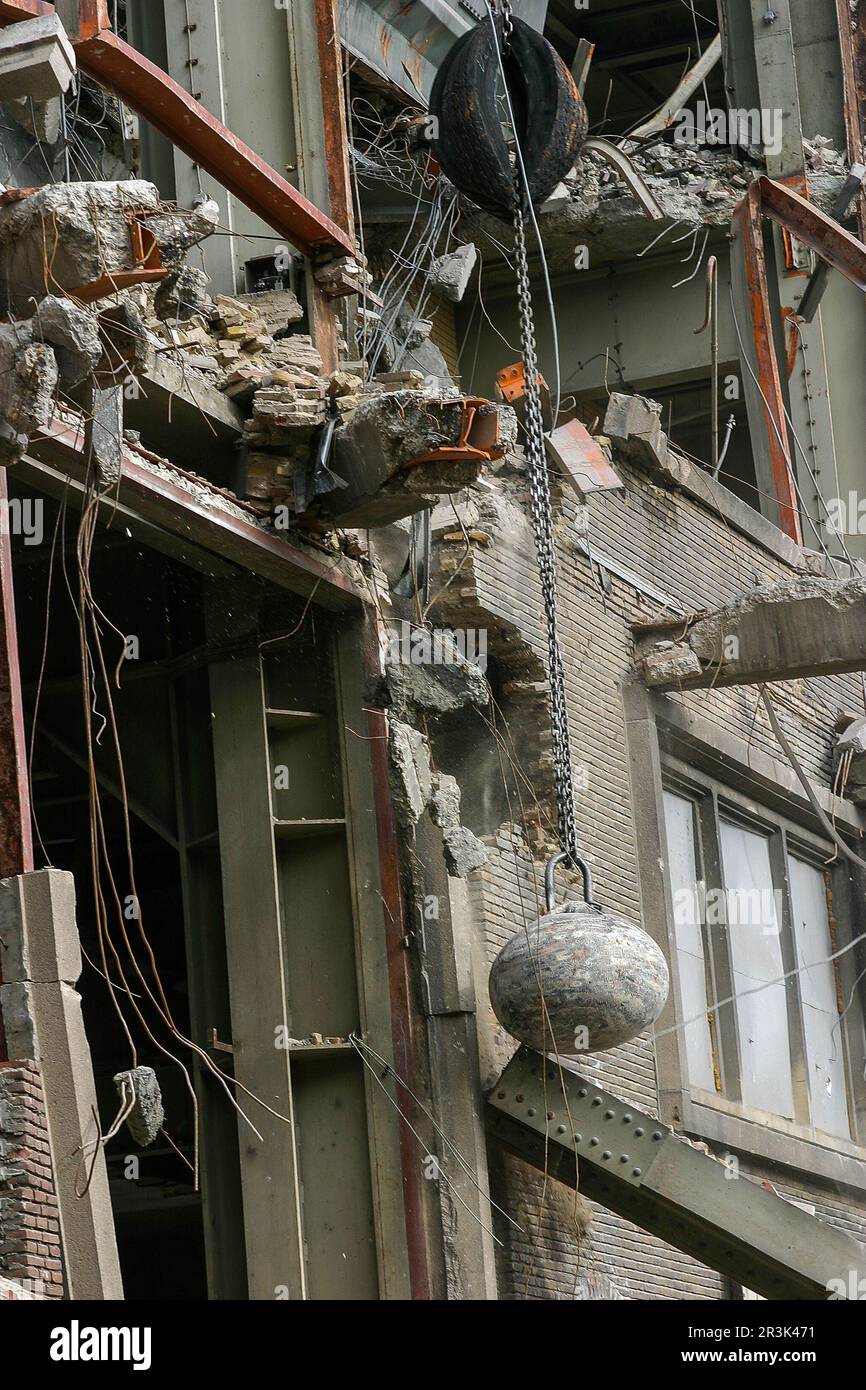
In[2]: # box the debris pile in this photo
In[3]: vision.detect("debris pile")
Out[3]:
[804,134,852,214]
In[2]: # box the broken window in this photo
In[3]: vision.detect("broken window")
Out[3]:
[661,770,865,1146]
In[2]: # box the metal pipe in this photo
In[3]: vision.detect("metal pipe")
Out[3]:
[695,255,719,473]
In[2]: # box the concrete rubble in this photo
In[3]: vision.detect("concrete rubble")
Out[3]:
[603,392,691,487]
[0,325,58,458]
[0,180,219,316]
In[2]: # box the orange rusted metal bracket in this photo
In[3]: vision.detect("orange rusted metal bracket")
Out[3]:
[410,398,503,467]
[71,208,167,303]
[495,362,548,404]
[0,1,355,259]
[732,176,866,544]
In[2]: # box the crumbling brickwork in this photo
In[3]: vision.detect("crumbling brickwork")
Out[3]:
[0,1063,64,1299]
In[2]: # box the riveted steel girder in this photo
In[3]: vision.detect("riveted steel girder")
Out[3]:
[488,1046,866,1300]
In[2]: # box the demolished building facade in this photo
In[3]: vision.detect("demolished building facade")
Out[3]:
[0,0,865,1304]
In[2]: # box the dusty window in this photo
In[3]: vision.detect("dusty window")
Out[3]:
[661,777,864,1145]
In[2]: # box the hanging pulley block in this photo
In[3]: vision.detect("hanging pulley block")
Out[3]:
[429,16,588,223]
[489,854,669,1054]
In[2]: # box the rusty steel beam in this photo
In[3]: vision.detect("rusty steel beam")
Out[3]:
[0,0,52,19]
[27,417,367,611]
[76,0,107,39]
[74,30,355,258]
[313,0,355,248]
[731,175,866,544]
[732,185,801,543]
[836,0,866,245]
[360,619,433,1301]
[757,175,866,291]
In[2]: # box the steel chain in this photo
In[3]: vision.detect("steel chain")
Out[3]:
[499,0,514,53]
[512,195,579,865]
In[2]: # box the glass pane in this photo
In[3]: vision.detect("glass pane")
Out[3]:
[788,857,851,1140]
[719,820,794,1119]
[663,791,716,1092]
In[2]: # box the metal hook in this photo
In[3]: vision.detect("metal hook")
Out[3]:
[545,851,596,913]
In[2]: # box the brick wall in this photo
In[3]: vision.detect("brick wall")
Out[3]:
[431,448,866,1299]
[0,1063,64,1299]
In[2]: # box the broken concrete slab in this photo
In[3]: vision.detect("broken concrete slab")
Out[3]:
[604,392,671,474]
[386,627,489,717]
[320,391,506,528]
[389,720,433,824]
[635,576,866,689]
[0,181,162,316]
[0,14,76,104]
[0,183,218,319]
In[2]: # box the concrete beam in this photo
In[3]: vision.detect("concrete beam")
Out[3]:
[0,869,123,1300]
[634,575,866,690]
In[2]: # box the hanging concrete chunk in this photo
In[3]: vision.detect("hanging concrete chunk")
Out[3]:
[386,628,489,717]
[85,385,124,489]
[0,15,76,103]
[34,295,103,389]
[0,181,160,315]
[0,182,218,319]
[388,720,433,825]
[429,243,478,303]
[0,326,58,458]
[114,1067,164,1149]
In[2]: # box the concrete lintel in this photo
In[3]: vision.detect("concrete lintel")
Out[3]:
[635,576,866,689]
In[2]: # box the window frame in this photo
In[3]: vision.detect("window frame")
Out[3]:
[661,756,866,1154]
